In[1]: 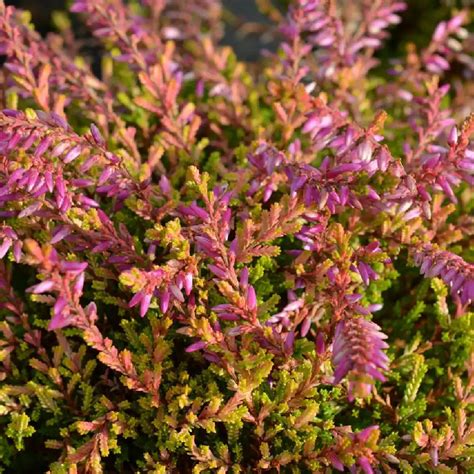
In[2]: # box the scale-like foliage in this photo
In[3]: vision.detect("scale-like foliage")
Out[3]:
[0,0,472,472]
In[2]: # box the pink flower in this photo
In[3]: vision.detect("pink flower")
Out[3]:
[332,317,389,400]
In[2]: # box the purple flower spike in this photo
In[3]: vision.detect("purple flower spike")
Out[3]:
[332,317,389,400]
[414,245,473,304]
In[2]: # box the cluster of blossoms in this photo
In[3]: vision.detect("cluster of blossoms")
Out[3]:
[0,0,472,472]
[332,317,389,401]
[414,244,474,305]
[282,0,407,80]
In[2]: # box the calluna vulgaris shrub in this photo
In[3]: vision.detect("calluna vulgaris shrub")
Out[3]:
[0,0,473,472]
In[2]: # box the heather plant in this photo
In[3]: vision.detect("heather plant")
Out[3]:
[0,0,472,472]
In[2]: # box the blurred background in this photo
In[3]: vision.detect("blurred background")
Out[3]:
[5,0,473,61]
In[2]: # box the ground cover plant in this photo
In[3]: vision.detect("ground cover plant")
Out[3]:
[0,0,473,472]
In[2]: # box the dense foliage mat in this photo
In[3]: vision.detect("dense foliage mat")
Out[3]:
[0,0,473,472]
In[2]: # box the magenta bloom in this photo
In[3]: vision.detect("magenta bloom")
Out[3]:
[332,317,389,400]
[414,244,474,305]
